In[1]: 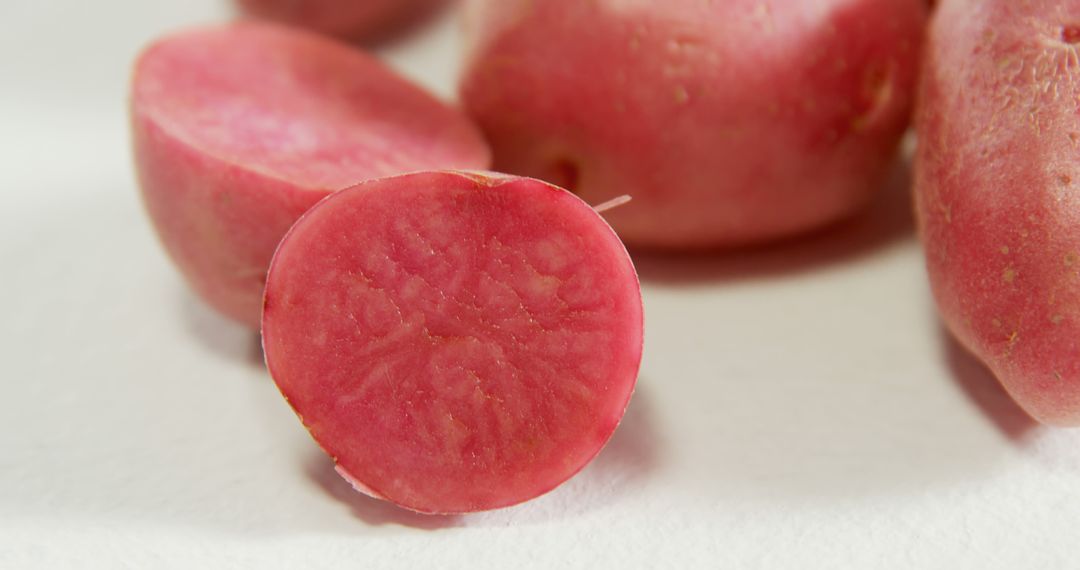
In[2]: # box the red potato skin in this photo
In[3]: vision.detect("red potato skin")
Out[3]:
[131,23,490,327]
[133,118,317,327]
[915,0,1080,425]
[460,0,926,248]
[236,0,445,42]
[262,171,643,513]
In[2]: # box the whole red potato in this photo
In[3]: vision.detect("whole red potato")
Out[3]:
[460,0,926,248]
[915,0,1080,425]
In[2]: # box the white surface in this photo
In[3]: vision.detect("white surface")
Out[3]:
[2,1,1079,568]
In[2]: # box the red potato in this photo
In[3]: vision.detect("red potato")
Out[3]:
[262,171,643,513]
[131,22,490,327]
[236,0,445,42]
[915,0,1080,425]
[459,0,926,248]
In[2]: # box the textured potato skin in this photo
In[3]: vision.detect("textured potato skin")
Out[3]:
[131,23,490,327]
[460,0,926,248]
[915,0,1080,425]
[236,0,443,41]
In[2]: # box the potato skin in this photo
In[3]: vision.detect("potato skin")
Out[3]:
[131,23,490,327]
[460,0,926,248]
[133,114,317,327]
[236,0,444,42]
[915,0,1080,425]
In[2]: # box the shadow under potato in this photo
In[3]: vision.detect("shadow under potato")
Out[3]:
[633,156,915,285]
[181,291,265,369]
[360,0,455,48]
[940,325,1038,441]
[589,384,661,484]
[235,0,454,48]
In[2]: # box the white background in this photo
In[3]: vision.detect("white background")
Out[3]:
[2,1,1078,568]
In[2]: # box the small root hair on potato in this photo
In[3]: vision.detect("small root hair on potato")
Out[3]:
[593,195,633,214]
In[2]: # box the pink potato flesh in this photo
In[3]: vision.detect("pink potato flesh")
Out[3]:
[261,171,643,513]
[915,0,1080,425]
[235,0,445,42]
[460,0,926,248]
[131,22,490,327]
